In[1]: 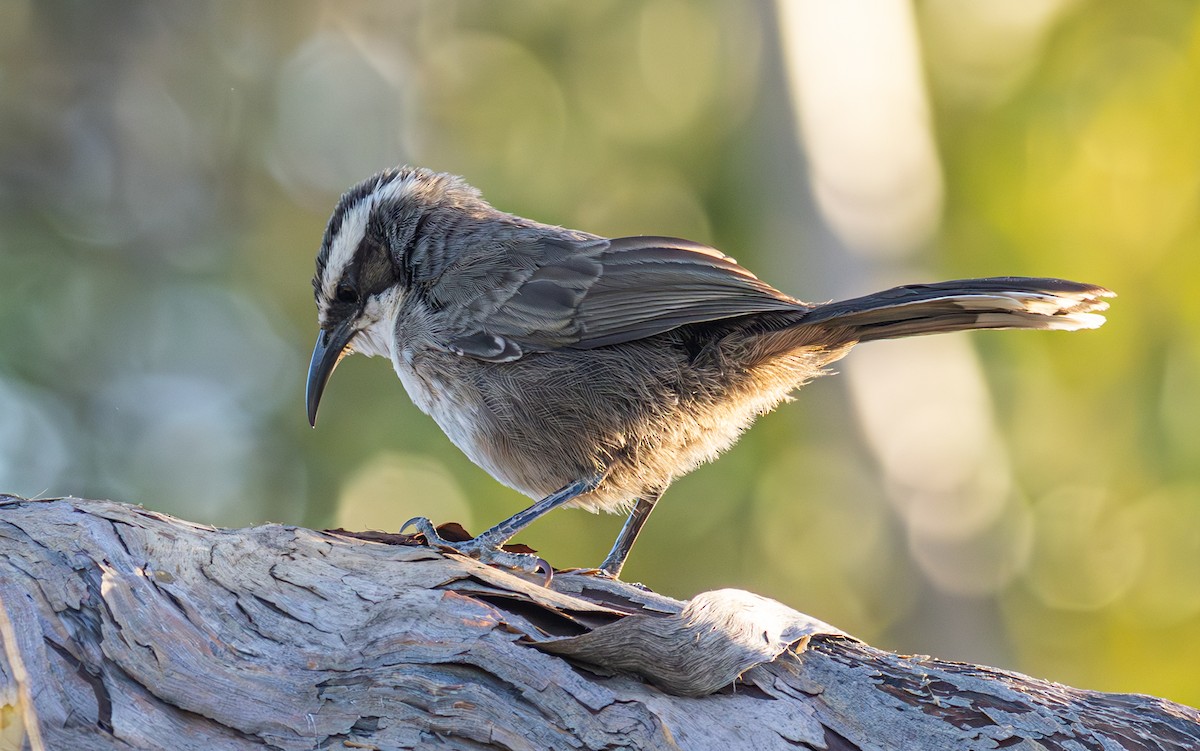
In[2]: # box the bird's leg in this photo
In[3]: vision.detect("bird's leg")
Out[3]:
[402,475,604,576]
[598,492,663,578]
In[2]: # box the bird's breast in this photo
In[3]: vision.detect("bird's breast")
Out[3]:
[393,348,479,451]
[392,347,551,499]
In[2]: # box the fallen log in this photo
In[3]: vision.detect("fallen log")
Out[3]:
[0,496,1195,750]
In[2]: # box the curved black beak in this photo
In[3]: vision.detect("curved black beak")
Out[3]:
[306,319,356,427]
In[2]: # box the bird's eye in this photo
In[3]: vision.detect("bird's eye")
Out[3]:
[335,284,360,305]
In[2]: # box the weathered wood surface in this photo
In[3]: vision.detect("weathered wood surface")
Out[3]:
[0,496,1197,751]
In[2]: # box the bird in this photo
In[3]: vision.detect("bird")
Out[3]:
[305,166,1112,579]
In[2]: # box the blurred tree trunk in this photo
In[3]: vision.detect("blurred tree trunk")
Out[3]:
[0,496,1197,751]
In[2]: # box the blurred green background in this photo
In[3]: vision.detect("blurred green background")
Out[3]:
[2,0,1198,706]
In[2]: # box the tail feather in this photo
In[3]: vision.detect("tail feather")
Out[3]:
[798,277,1112,343]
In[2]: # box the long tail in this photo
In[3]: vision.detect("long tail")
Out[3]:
[797,277,1113,343]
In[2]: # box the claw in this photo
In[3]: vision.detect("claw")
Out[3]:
[532,557,554,587]
[400,516,440,542]
[398,516,554,583]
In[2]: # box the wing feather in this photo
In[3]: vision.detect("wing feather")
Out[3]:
[442,235,803,360]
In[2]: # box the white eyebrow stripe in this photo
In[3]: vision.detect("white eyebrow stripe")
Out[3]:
[321,172,423,301]
[322,201,370,299]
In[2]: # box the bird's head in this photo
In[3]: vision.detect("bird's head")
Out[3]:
[304,166,484,426]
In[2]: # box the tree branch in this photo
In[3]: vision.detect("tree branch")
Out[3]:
[0,496,1195,750]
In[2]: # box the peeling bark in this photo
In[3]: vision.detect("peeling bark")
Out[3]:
[0,496,1196,750]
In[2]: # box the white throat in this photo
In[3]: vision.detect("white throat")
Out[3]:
[348,287,402,359]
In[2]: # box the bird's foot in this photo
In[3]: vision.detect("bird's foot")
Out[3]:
[565,567,651,590]
[401,516,553,583]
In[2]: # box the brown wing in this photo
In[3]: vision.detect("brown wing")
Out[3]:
[438,235,804,361]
